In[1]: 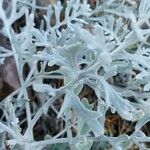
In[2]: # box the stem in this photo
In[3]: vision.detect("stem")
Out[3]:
[24,78,75,136]
[0,122,15,137]
[0,1,33,139]
[30,135,118,148]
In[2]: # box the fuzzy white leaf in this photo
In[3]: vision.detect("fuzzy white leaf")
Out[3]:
[33,83,56,96]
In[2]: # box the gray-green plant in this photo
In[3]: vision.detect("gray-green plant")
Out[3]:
[0,0,150,149]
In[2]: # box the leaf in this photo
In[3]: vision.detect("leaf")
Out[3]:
[143,82,150,91]
[57,91,72,118]
[124,31,139,47]
[77,98,93,135]
[33,83,56,96]
[76,26,103,51]
[98,15,129,44]
[139,0,150,18]
[12,144,24,150]
[103,65,117,79]
[73,80,84,95]
[34,50,66,67]
[86,119,104,136]
[58,91,103,136]
[113,135,131,150]
[109,87,135,121]
[98,77,135,121]
[135,113,150,131]
[60,42,81,69]
[75,138,93,150]
[0,127,5,133]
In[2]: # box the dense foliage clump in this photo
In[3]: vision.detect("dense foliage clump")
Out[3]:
[0,0,150,149]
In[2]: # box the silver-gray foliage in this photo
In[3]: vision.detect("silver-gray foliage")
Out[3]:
[0,0,150,149]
